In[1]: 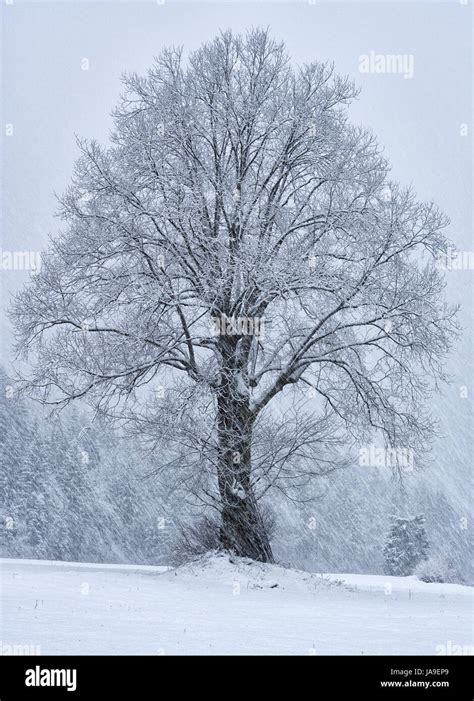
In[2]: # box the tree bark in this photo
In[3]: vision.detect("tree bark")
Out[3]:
[216,336,274,563]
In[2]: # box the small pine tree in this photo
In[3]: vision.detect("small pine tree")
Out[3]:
[383,514,429,576]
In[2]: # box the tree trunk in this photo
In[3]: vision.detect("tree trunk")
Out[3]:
[216,337,274,563]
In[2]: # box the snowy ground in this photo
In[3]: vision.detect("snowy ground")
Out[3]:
[1,554,472,655]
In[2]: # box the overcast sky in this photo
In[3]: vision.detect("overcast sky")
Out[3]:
[1,2,472,474]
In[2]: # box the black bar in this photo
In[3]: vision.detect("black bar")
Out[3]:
[0,655,472,699]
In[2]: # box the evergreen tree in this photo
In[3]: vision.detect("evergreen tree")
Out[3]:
[383,514,429,576]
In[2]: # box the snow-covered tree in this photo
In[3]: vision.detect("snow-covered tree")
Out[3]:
[383,514,429,576]
[12,30,457,562]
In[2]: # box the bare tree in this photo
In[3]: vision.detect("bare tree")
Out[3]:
[12,30,457,562]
